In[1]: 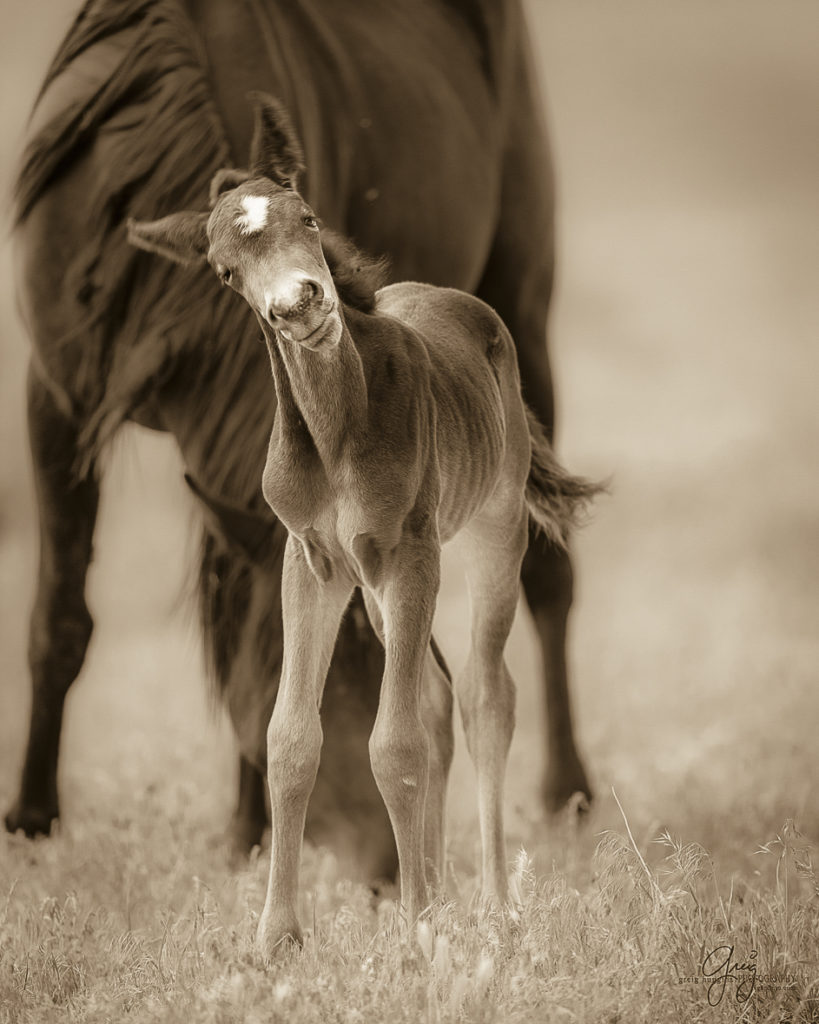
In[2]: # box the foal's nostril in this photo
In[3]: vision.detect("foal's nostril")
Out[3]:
[303,279,322,303]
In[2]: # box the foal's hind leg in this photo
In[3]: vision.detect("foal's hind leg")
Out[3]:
[455,505,529,903]
[5,367,98,837]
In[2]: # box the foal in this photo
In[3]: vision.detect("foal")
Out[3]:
[130,96,598,954]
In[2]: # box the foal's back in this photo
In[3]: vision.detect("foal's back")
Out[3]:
[374,282,530,541]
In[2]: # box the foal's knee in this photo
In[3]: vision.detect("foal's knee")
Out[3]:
[266,710,322,806]
[369,716,429,815]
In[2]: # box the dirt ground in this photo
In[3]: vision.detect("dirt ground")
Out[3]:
[1,0,818,881]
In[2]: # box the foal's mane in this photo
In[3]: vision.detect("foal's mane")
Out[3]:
[320,229,389,314]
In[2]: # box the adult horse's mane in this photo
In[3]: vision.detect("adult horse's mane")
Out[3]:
[14,0,281,703]
[16,0,228,227]
[15,0,243,467]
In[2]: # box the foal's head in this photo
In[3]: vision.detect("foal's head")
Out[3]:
[129,95,384,351]
[209,174,341,349]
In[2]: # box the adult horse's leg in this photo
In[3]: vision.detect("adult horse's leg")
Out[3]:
[5,366,98,836]
[475,61,592,813]
[229,755,267,857]
[522,537,590,812]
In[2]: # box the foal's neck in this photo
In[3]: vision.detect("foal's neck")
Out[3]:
[264,314,367,460]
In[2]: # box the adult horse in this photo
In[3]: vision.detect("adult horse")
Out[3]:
[6,0,591,878]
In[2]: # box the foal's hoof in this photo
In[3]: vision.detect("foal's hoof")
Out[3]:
[4,802,58,838]
[257,913,303,959]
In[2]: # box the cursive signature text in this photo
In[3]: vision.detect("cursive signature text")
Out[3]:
[701,945,757,1005]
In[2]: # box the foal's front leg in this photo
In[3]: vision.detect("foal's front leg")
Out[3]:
[361,590,452,889]
[368,537,440,925]
[257,535,353,954]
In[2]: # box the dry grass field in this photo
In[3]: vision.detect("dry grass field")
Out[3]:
[1,2,818,1021]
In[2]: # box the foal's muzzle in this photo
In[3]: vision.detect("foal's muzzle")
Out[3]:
[266,277,324,325]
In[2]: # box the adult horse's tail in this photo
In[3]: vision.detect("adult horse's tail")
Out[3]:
[524,406,604,548]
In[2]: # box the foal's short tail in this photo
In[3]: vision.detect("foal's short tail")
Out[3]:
[524,405,605,548]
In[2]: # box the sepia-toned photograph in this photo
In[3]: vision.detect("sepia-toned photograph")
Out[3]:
[1,1,817,1021]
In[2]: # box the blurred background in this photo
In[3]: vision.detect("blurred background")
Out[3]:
[1,1,817,872]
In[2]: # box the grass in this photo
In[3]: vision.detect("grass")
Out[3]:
[2,798,818,1023]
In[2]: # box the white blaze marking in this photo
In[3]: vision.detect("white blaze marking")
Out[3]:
[236,194,269,234]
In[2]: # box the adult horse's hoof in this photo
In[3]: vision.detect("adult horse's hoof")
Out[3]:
[226,813,266,864]
[542,759,593,816]
[4,801,58,838]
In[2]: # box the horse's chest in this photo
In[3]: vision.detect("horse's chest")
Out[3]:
[262,438,415,588]
[261,434,329,535]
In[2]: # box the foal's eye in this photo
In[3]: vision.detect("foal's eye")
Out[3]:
[302,215,318,229]
[220,268,232,285]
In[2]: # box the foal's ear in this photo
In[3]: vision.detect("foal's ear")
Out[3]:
[127,212,209,265]
[209,168,251,207]
[248,92,305,191]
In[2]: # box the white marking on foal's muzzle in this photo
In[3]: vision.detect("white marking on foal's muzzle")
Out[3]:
[265,273,319,320]
[236,195,270,234]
